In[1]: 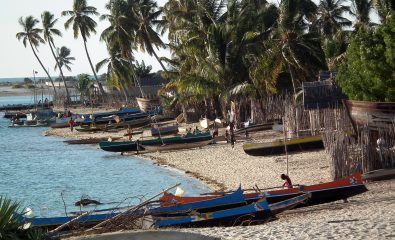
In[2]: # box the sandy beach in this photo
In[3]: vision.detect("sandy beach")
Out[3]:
[43,118,395,240]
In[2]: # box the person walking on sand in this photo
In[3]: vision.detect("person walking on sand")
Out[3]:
[281,174,293,188]
[68,118,75,132]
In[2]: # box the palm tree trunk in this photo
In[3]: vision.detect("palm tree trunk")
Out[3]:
[119,80,129,103]
[82,39,106,101]
[49,40,71,103]
[152,49,167,72]
[29,39,57,97]
[287,64,297,95]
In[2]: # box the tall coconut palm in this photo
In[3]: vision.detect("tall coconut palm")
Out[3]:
[41,11,71,102]
[62,0,106,99]
[260,0,326,94]
[313,0,352,39]
[131,0,168,72]
[16,16,57,96]
[352,0,375,29]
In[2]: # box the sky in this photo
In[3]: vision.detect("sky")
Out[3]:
[0,0,377,79]
[0,0,168,79]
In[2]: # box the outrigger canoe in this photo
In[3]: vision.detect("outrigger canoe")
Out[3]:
[160,173,367,207]
[243,135,324,156]
[156,194,309,228]
[99,131,213,152]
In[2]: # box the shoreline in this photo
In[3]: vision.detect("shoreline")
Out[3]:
[44,121,395,239]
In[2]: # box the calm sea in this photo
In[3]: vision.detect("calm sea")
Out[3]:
[0,97,210,217]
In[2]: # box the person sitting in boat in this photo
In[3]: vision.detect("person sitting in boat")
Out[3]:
[281,174,293,189]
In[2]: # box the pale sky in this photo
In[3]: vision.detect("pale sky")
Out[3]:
[0,0,375,79]
[0,0,168,78]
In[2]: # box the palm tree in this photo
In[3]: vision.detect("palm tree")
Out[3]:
[271,0,326,94]
[352,0,375,29]
[96,44,133,102]
[131,0,168,72]
[55,46,75,72]
[16,16,57,96]
[62,0,106,99]
[313,0,352,39]
[75,73,93,103]
[41,11,70,102]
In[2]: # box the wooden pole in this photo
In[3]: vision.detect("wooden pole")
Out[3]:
[85,183,180,232]
[283,117,289,176]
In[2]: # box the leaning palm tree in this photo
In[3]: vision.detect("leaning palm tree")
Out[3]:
[62,0,106,99]
[41,11,70,102]
[131,0,168,72]
[16,16,57,96]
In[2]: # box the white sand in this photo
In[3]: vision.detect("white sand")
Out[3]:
[45,121,395,240]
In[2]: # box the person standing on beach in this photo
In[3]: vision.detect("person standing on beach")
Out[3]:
[68,118,75,132]
[281,174,293,188]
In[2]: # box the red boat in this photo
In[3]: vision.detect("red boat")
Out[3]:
[160,173,367,207]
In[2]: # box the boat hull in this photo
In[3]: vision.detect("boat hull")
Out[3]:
[243,136,324,156]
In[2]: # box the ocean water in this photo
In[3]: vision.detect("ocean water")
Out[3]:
[0,97,210,217]
[0,95,53,107]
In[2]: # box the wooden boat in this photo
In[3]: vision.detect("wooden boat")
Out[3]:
[136,97,161,112]
[19,211,119,230]
[156,194,309,228]
[80,112,150,126]
[106,116,151,129]
[142,140,212,152]
[362,168,395,181]
[345,100,395,130]
[151,124,179,136]
[243,135,324,156]
[75,125,105,132]
[234,122,277,135]
[151,186,245,216]
[160,173,367,207]
[64,137,122,145]
[99,131,213,152]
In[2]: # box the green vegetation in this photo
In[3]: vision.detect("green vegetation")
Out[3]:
[336,13,395,102]
[0,196,46,240]
[16,0,395,109]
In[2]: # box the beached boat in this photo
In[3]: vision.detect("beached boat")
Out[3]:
[99,131,213,153]
[234,122,277,135]
[142,140,212,152]
[136,97,161,112]
[156,194,309,228]
[151,124,179,136]
[64,137,122,145]
[160,173,367,207]
[345,100,395,130]
[19,211,119,230]
[106,116,151,129]
[362,168,395,181]
[75,125,105,132]
[243,135,324,156]
[152,186,245,216]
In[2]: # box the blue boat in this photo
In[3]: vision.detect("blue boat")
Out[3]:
[150,186,245,216]
[18,211,119,230]
[156,193,309,228]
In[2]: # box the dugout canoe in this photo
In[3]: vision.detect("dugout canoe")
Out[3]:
[243,135,324,156]
[156,194,309,228]
[151,124,179,136]
[99,131,213,152]
[142,140,212,152]
[362,168,395,181]
[160,173,367,208]
[64,137,122,145]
